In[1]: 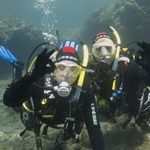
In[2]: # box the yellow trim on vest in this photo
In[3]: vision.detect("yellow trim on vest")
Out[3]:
[122,47,128,52]
[23,102,34,113]
[23,102,54,119]
[41,98,48,105]
[42,115,53,118]
[112,78,116,91]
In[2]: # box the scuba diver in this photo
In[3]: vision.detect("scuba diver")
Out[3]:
[90,29,150,129]
[90,31,119,118]
[3,40,105,150]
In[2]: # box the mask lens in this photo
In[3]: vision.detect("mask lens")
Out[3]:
[100,46,112,55]
[94,47,101,56]
[93,46,112,56]
[70,65,81,75]
[54,62,81,85]
[105,46,112,54]
[56,64,81,75]
[97,46,113,57]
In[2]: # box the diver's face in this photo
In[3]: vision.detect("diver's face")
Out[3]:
[54,60,81,85]
[92,38,115,64]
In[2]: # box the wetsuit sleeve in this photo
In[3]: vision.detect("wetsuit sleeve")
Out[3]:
[81,88,105,150]
[124,61,148,94]
[123,61,149,116]
[3,73,35,107]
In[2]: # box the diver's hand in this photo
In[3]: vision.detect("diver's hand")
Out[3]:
[137,42,150,52]
[31,49,56,81]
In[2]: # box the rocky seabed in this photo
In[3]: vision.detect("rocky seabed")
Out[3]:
[1,80,150,150]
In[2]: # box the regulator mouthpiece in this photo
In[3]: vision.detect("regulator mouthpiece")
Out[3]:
[57,81,71,97]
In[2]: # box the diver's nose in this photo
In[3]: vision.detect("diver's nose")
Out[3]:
[100,47,109,56]
[63,67,70,75]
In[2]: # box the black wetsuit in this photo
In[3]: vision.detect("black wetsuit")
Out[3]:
[121,60,148,117]
[92,58,149,120]
[3,73,105,150]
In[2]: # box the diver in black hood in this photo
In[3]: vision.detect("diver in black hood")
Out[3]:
[90,31,150,128]
[3,40,104,150]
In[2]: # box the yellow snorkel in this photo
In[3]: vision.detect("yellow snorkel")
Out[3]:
[27,57,37,72]
[77,44,89,86]
[74,44,89,101]
[108,26,121,71]
[107,26,121,91]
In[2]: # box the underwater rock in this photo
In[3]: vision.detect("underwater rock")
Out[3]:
[0,18,45,79]
[81,0,150,46]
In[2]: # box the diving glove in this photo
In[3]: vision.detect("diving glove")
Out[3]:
[31,49,56,81]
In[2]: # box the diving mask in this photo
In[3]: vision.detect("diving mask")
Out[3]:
[54,60,82,86]
[92,39,115,64]
[93,43,115,56]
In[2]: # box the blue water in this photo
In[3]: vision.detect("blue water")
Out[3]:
[0,0,116,32]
